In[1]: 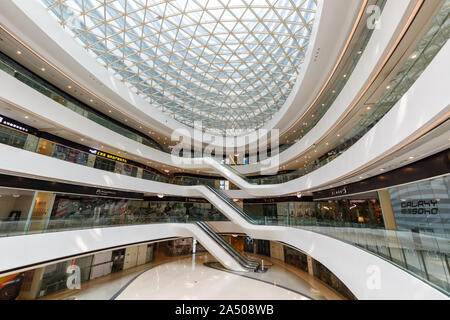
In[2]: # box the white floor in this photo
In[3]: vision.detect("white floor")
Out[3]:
[115,254,310,300]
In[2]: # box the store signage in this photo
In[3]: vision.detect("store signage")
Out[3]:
[400,200,439,215]
[89,149,128,163]
[331,187,347,196]
[0,115,29,133]
[95,189,117,196]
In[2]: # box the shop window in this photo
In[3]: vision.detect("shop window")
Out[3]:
[37,139,56,157]
[94,157,116,172]
[312,259,357,300]
[0,126,27,149]
[283,246,308,272]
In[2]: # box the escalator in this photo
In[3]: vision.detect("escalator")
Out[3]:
[196,221,260,272]
[204,185,258,224]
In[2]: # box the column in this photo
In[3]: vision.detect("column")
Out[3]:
[307,256,315,276]
[377,189,397,230]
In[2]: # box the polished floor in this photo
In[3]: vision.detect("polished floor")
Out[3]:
[115,254,309,300]
[39,251,344,300]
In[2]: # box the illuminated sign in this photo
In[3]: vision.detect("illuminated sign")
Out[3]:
[0,115,29,133]
[400,200,439,215]
[89,149,128,163]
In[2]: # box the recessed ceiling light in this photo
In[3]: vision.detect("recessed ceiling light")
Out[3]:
[89,99,94,102]
[108,110,112,113]
[81,138,84,141]
[380,168,385,171]
[337,134,341,137]
[343,74,347,78]
[410,54,417,59]
[16,50,22,55]
[367,106,371,110]
[409,156,414,159]
[357,50,363,55]
[332,90,336,93]
[67,85,72,89]
[386,85,391,89]
[41,67,46,71]
[24,116,29,119]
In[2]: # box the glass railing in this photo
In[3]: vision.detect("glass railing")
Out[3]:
[196,221,259,271]
[232,1,450,185]
[0,209,228,238]
[0,123,172,183]
[277,0,387,154]
[218,211,449,295]
[0,1,386,165]
[0,51,167,152]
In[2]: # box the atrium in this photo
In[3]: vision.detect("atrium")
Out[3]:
[0,0,449,306]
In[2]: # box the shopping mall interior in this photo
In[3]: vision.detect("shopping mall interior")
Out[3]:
[0,0,449,303]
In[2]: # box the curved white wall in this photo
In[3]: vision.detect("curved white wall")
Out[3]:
[0,221,446,299]
[0,0,362,151]
[0,38,449,198]
[0,0,423,177]
[0,223,247,274]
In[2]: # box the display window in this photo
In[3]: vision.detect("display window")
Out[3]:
[389,175,449,235]
[0,125,27,149]
[94,157,116,172]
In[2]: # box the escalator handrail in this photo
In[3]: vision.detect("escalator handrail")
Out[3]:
[196,222,256,269]
[196,221,257,268]
[205,186,257,224]
[196,222,259,270]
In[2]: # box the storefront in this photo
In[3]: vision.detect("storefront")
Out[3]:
[388,175,449,235]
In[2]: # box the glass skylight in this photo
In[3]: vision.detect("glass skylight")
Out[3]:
[40,0,318,135]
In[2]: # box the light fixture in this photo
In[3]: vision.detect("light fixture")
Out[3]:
[296,192,302,198]
[41,67,46,72]
[16,50,22,55]
[157,194,164,198]
[410,54,418,59]
[386,85,391,89]
[12,194,20,198]
[67,85,72,89]
[90,99,94,102]
[24,116,29,119]
[409,156,415,160]
[366,106,372,110]
[108,110,112,113]
[233,199,239,202]
[357,50,363,55]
